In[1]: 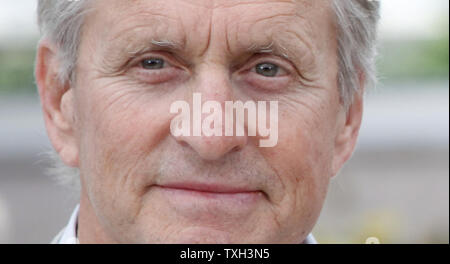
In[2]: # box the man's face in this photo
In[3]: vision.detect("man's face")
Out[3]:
[66,0,346,243]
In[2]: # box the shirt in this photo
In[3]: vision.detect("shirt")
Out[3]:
[52,205,317,244]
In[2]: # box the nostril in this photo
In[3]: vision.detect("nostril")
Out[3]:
[179,141,189,147]
[232,146,242,152]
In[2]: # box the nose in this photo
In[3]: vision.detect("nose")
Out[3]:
[173,65,248,161]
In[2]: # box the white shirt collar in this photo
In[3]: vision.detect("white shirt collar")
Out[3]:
[52,204,317,244]
[51,204,79,244]
[303,233,318,244]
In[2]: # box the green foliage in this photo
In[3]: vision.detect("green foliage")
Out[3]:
[378,37,449,81]
[377,19,449,82]
[0,48,37,94]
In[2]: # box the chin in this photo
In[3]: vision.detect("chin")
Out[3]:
[157,227,252,244]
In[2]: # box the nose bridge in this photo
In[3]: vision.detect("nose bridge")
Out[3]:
[194,63,233,103]
[173,63,248,161]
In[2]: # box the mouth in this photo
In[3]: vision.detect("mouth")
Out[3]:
[147,181,267,223]
[159,182,259,193]
[153,182,264,201]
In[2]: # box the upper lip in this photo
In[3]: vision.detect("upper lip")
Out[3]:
[156,182,259,194]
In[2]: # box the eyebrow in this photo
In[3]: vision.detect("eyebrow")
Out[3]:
[126,39,184,57]
[246,41,290,60]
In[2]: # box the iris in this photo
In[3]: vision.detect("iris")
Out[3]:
[255,63,279,77]
[141,58,165,69]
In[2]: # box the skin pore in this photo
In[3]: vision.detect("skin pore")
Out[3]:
[36,0,364,243]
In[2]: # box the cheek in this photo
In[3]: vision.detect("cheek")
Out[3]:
[261,101,336,232]
[274,98,337,178]
[269,117,333,201]
[74,85,178,238]
[76,85,174,201]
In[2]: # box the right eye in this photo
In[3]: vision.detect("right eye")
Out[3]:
[141,58,165,70]
[132,55,189,85]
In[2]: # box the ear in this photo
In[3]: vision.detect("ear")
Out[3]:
[35,39,79,167]
[331,75,365,177]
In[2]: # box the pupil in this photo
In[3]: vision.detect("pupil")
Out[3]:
[256,63,278,77]
[142,58,164,69]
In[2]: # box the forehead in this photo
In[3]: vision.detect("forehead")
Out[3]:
[83,0,334,56]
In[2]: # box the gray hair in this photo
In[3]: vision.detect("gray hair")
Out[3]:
[36,0,380,190]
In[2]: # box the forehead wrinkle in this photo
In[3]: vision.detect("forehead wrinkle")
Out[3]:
[221,0,318,50]
[107,15,184,44]
[101,18,187,58]
[96,0,187,48]
[210,0,316,55]
[211,0,297,9]
[234,15,315,60]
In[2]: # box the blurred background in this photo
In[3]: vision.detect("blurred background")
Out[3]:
[0,0,448,244]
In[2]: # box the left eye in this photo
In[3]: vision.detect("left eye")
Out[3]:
[255,63,279,77]
[141,58,165,69]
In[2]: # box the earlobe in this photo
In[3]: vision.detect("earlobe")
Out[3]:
[35,40,79,168]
